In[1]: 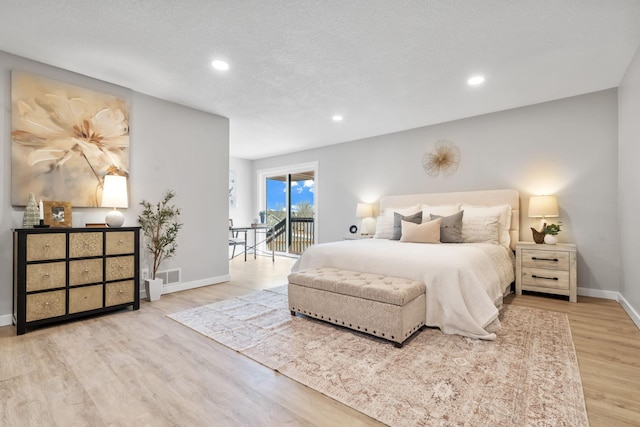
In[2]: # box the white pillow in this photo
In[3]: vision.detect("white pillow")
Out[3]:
[383,205,421,218]
[462,214,500,244]
[400,218,442,244]
[461,204,512,248]
[373,215,394,239]
[421,204,461,223]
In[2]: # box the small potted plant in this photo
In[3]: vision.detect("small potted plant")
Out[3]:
[543,223,561,245]
[138,190,182,301]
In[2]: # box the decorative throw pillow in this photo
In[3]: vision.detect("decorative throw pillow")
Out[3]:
[431,210,463,243]
[400,218,442,243]
[461,204,512,248]
[461,214,500,244]
[373,215,394,239]
[391,211,422,240]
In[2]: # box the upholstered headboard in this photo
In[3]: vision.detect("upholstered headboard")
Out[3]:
[379,189,520,250]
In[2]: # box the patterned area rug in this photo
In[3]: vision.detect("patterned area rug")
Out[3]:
[168,286,588,426]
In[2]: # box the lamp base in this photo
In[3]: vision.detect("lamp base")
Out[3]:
[105,209,125,228]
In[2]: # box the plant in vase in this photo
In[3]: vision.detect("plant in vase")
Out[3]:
[259,210,266,223]
[138,190,182,301]
[543,223,561,245]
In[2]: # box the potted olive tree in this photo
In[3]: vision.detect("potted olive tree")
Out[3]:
[138,190,182,301]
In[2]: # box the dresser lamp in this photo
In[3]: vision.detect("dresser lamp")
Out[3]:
[101,175,128,227]
[356,202,374,235]
[528,195,558,243]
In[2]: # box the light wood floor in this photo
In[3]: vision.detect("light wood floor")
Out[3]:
[1,256,639,426]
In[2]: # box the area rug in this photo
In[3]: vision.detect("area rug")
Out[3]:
[168,286,589,426]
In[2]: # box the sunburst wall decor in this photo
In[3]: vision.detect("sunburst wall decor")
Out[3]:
[422,139,461,177]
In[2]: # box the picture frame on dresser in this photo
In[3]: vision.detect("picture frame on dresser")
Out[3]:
[43,200,72,228]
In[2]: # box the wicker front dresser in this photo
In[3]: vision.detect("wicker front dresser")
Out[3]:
[13,227,140,335]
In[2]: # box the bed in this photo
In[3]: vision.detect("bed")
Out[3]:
[292,189,519,340]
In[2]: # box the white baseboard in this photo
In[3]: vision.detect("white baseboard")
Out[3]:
[577,286,619,300]
[0,313,13,328]
[617,293,640,330]
[140,274,231,299]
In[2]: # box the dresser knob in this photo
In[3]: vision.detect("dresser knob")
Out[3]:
[43,273,50,278]
[118,240,124,245]
[84,268,89,273]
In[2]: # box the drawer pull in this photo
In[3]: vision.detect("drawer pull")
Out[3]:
[43,273,50,278]
[532,274,558,281]
[118,240,124,245]
[44,244,50,249]
[531,257,559,262]
[118,290,124,294]
[84,268,89,273]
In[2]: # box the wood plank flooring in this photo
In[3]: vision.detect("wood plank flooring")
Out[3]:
[1,256,639,426]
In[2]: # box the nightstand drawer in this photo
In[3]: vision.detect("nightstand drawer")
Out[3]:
[105,231,135,255]
[522,267,569,290]
[521,249,569,270]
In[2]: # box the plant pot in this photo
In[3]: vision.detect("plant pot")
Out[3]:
[544,234,558,245]
[145,278,163,301]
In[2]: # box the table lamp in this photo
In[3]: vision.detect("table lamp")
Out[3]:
[356,203,374,235]
[528,195,558,243]
[101,175,128,227]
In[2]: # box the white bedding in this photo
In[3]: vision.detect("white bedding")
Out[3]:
[292,239,515,340]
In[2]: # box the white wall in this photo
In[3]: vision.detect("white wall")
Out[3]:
[229,156,254,227]
[0,51,230,324]
[253,90,620,296]
[618,44,640,325]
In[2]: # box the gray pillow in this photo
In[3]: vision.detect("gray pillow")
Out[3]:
[431,210,463,243]
[392,211,422,240]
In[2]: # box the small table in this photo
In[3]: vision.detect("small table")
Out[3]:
[230,224,275,262]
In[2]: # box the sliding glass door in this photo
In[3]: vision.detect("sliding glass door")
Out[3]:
[261,164,316,255]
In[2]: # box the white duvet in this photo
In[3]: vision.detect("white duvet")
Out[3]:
[292,239,515,340]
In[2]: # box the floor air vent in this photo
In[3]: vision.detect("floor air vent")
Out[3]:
[156,268,181,286]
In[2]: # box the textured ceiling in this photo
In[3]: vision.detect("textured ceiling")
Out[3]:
[1,1,640,160]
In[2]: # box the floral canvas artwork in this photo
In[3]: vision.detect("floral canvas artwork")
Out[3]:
[11,71,129,207]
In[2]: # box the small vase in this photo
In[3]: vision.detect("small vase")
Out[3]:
[22,193,40,228]
[544,234,558,245]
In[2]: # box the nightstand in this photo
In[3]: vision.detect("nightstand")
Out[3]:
[515,242,577,302]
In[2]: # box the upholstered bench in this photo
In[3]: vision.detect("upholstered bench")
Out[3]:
[288,268,426,348]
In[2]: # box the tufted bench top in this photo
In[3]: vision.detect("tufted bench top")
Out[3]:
[288,267,425,306]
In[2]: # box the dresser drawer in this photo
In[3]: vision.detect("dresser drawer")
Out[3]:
[521,249,569,270]
[26,290,66,321]
[106,231,135,255]
[69,258,103,286]
[105,280,135,306]
[69,232,103,258]
[69,285,103,314]
[106,256,135,281]
[26,262,66,292]
[26,233,66,261]
[522,267,570,291]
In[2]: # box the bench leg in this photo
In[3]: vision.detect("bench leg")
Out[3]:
[290,310,296,316]
[394,342,403,349]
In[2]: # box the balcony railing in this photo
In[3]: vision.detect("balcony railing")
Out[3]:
[268,217,314,254]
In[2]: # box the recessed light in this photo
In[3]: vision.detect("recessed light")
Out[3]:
[467,75,485,86]
[332,115,343,122]
[211,60,230,71]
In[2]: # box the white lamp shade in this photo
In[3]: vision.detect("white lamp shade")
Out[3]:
[528,195,559,218]
[101,175,129,208]
[355,203,373,218]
